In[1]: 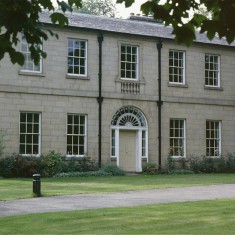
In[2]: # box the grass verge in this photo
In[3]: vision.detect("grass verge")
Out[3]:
[0,199,235,234]
[1,173,235,200]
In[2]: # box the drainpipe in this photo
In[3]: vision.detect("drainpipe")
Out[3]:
[97,31,103,168]
[157,38,163,170]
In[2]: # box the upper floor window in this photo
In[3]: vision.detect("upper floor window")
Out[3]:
[169,50,185,84]
[169,119,186,157]
[206,120,221,157]
[121,44,138,80]
[205,54,220,87]
[67,39,87,77]
[67,114,87,156]
[19,112,41,155]
[21,35,42,73]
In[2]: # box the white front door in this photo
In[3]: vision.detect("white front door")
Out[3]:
[119,130,137,172]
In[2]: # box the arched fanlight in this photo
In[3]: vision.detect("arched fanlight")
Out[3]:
[111,106,147,127]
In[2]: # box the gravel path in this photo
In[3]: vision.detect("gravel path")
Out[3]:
[1,184,235,217]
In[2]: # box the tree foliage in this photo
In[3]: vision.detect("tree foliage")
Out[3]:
[76,0,116,17]
[117,0,235,45]
[0,0,82,66]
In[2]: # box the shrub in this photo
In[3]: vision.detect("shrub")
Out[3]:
[0,154,17,178]
[167,156,176,171]
[142,162,158,174]
[0,151,100,178]
[62,156,98,172]
[187,154,235,173]
[75,157,98,172]
[15,156,42,177]
[41,150,65,177]
[0,154,43,178]
[225,153,235,172]
[0,130,7,159]
[101,164,125,176]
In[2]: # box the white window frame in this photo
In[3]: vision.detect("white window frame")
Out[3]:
[205,53,220,87]
[20,35,42,73]
[169,119,186,158]
[19,112,41,156]
[120,44,139,80]
[206,120,221,157]
[111,129,116,157]
[141,130,147,158]
[169,50,185,85]
[66,114,87,157]
[67,38,87,77]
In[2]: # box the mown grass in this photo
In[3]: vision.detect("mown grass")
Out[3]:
[1,173,235,200]
[1,199,235,234]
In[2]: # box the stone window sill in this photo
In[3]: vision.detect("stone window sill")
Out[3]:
[168,82,188,88]
[66,74,90,80]
[204,86,223,91]
[19,71,45,77]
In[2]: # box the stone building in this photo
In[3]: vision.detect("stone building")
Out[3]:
[0,12,234,171]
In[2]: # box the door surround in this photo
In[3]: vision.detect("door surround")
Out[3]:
[111,106,148,172]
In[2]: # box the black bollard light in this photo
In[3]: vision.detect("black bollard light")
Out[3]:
[33,174,41,197]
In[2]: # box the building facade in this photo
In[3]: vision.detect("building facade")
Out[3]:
[0,12,234,171]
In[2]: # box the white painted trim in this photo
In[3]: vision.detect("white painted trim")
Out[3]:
[116,129,120,166]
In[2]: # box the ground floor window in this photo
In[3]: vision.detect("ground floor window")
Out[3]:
[142,130,146,157]
[19,112,41,155]
[67,114,87,156]
[111,129,116,157]
[169,119,186,157]
[206,120,221,157]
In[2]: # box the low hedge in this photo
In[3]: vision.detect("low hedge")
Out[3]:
[0,151,98,178]
[166,153,235,173]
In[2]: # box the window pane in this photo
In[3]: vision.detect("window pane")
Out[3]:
[26,144,32,154]
[20,113,26,122]
[20,134,25,143]
[79,146,84,155]
[67,145,72,155]
[20,144,25,154]
[26,134,32,143]
[73,115,79,125]
[33,145,38,154]
[20,124,26,133]
[33,134,38,144]
[34,124,39,133]
[27,114,33,122]
[73,136,78,145]
[73,145,78,155]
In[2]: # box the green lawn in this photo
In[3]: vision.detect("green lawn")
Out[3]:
[1,173,235,200]
[1,199,235,234]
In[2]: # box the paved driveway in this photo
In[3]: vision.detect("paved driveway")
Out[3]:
[1,184,235,217]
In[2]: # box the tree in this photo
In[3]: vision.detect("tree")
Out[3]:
[76,0,116,17]
[0,0,82,66]
[117,0,235,45]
